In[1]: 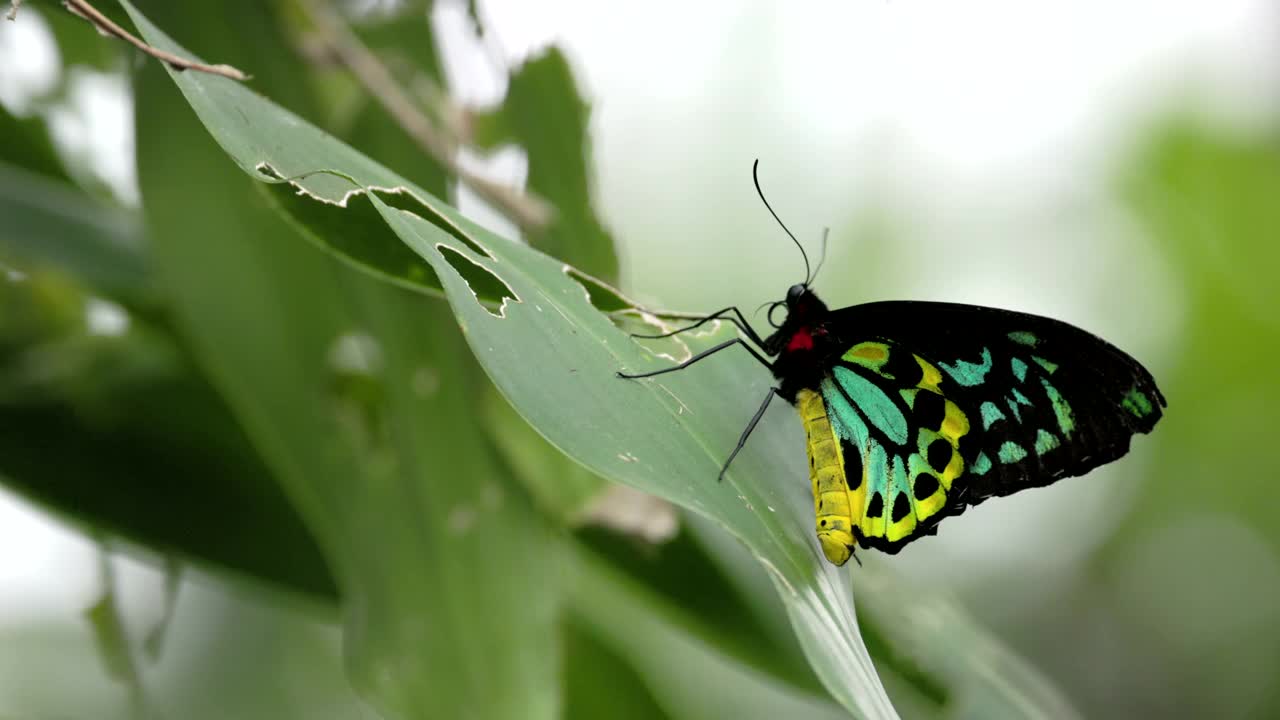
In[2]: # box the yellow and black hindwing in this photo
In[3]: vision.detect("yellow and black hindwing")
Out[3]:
[798,342,969,562]
[796,311,1163,563]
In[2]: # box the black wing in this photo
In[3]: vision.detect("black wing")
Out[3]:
[822,300,1165,523]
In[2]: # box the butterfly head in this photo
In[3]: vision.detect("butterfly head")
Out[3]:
[751,161,834,357]
[762,284,829,356]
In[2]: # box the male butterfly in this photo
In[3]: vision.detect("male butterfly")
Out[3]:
[618,161,1165,566]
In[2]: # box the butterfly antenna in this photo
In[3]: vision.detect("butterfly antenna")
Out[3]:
[810,227,831,284]
[752,159,811,286]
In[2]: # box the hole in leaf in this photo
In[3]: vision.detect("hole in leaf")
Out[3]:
[258,176,443,296]
[371,188,492,261]
[559,267,723,348]
[563,266,631,313]
[255,164,285,181]
[435,244,516,318]
[254,163,505,299]
[560,265,672,339]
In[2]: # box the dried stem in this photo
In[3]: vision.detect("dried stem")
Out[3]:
[295,0,553,231]
[62,0,249,81]
[6,1,23,21]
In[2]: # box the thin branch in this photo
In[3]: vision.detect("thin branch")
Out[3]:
[62,0,249,81]
[295,0,554,231]
[6,1,23,21]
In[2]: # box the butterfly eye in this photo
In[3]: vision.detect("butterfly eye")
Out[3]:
[787,284,806,303]
[767,301,787,328]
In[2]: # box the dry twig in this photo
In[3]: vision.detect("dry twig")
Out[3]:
[295,0,553,231]
[6,1,23,21]
[62,0,249,81]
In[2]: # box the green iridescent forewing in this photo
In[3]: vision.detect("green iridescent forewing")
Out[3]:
[816,301,1164,554]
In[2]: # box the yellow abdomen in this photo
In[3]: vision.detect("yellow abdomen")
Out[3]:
[796,389,859,566]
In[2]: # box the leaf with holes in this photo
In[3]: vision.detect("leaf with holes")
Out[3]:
[125,2,562,719]
[117,4,895,716]
[119,3,1089,719]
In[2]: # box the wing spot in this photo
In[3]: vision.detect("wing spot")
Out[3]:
[912,390,946,431]
[916,356,944,393]
[940,347,993,386]
[1009,331,1038,346]
[972,452,993,475]
[845,342,889,364]
[1034,428,1060,455]
[1033,356,1058,374]
[1005,396,1024,423]
[999,441,1027,463]
[926,438,952,472]
[1122,385,1155,417]
[839,440,864,492]
[980,401,1006,429]
[867,492,884,519]
[941,400,970,440]
[891,492,911,522]
[913,473,940,501]
[882,349,924,386]
[1011,357,1028,382]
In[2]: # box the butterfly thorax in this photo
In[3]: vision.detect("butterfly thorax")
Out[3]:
[763,286,841,404]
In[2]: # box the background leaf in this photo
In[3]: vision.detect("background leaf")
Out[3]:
[125,2,562,718]
[470,47,619,283]
[117,3,898,717]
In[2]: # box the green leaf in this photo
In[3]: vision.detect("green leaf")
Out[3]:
[345,0,444,86]
[0,162,151,306]
[1103,118,1280,718]
[562,614,674,720]
[679,514,946,709]
[83,547,148,717]
[326,6,606,522]
[569,543,851,720]
[1112,116,1280,542]
[855,567,1082,720]
[575,522,825,697]
[23,1,122,75]
[471,47,619,283]
[0,106,69,181]
[330,0,450,201]
[123,2,563,718]
[114,4,896,718]
[485,388,606,521]
[0,270,335,599]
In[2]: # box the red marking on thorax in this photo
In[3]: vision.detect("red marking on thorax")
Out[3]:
[788,328,814,351]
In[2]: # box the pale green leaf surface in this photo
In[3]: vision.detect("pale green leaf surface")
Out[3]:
[0,270,334,599]
[0,162,150,305]
[116,3,896,717]
[855,568,1083,720]
[124,2,561,718]
[483,387,605,522]
[569,543,850,720]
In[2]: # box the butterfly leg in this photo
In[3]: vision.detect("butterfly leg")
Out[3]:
[630,306,766,346]
[617,338,773,379]
[718,387,780,481]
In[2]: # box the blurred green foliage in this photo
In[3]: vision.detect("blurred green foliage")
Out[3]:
[0,2,1275,719]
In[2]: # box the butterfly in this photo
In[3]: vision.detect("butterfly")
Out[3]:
[618,161,1165,566]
